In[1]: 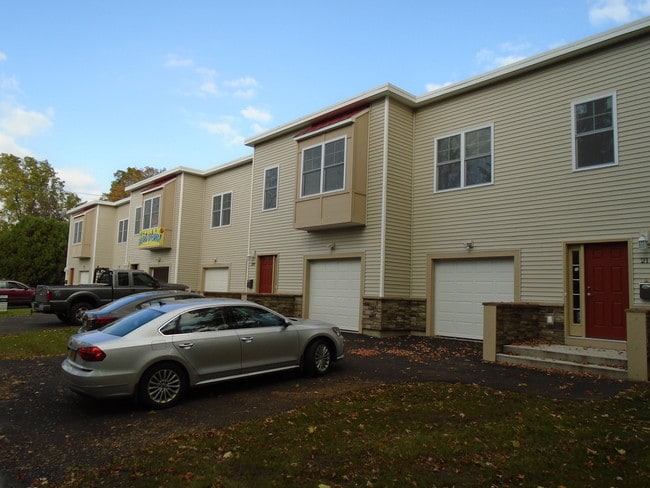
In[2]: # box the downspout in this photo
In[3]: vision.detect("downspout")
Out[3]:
[173,173,185,284]
[245,156,255,297]
[91,206,100,274]
[379,97,390,298]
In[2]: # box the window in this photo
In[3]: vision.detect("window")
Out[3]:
[73,221,83,244]
[212,192,232,228]
[134,207,142,234]
[263,166,279,210]
[301,137,346,197]
[117,219,128,243]
[573,93,617,169]
[225,306,286,328]
[435,126,493,191]
[142,196,160,230]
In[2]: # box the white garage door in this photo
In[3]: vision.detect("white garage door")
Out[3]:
[309,259,361,332]
[204,268,229,292]
[434,258,514,340]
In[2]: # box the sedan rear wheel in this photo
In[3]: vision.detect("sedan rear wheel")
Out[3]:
[139,362,187,409]
[304,339,333,377]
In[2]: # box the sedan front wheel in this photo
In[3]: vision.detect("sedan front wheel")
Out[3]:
[138,362,187,409]
[304,339,333,377]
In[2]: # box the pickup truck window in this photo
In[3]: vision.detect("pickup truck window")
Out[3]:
[133,272,156,287]
[117,272,129,286]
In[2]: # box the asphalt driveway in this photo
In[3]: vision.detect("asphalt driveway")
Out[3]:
[0,317,634,487]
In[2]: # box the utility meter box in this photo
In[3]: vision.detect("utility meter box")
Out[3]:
[640,282,650,300]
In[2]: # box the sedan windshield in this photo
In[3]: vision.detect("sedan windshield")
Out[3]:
[101,308,165,337]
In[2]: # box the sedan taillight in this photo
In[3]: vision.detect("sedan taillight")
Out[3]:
[77,346,106,362]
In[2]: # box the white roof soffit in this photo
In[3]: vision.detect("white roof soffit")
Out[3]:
[245,16,649,147]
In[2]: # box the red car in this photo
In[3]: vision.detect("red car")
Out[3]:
[0,280,36,307]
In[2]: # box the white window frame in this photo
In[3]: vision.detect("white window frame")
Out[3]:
[300,136,346,197]
[72,220,83,244]
[117,219,128,243]
[134,207,142,234]
[571,92,618,171]
[212,192,232,228]
[142,196,160,230]
[434,124,494,192]
[263,166,279,211]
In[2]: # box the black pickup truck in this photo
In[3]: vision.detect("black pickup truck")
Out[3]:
[32,268,189,326]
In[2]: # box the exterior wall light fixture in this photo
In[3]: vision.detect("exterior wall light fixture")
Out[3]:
[639,234,648,250]
[464,240,474,250]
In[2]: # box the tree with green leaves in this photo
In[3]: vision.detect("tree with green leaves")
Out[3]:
[0,216,69,285]
[103,166,164,201]
[0,153,81,224]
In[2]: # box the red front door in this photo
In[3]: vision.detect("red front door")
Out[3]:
[584,242,629,340]
[258,256,275,294]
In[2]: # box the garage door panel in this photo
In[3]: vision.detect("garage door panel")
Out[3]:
[204,268,229,292]
[309,259,361,332]
[435,258,514,340]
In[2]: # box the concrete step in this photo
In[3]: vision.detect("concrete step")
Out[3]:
[496,344,628,380]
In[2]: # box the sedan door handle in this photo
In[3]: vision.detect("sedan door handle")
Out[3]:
[240,336,254,343]
[177,342,194,349]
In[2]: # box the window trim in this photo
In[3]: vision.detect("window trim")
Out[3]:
[571,91,618,171]
[117,219,128,244]
[434,124,494,193]
[263,165,279,211]
[142,196,160,230]
[211,191,233,228]
[134,207,142,234]
[300,136,347,198]
[72,220,83,244]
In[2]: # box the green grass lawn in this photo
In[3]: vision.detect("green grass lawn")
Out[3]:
[62,381,650,488]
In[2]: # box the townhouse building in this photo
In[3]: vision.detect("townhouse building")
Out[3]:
[66,18,650,363]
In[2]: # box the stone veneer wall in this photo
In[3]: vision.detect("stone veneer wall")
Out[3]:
[362,297,427,335]
[203,292,303,318]
[489,302,565,348]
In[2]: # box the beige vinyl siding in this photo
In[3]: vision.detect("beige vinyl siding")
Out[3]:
[412,35,650,304]
[175,174,205,290]
[201,164,251,292]
[249,100,389,296]
[383,99,414,297]
[111,203,130,267]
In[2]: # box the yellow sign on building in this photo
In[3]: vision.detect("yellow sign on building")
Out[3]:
[139,227,166,249]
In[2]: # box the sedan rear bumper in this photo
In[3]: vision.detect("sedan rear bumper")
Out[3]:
[61,359,135,399]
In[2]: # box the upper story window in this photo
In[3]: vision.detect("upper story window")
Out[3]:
[72,221,83,244]
[263,166,279,211]
[212,192,232,228]
[301,137,346,197]
[435,125,493,192]
[134,207,142,234]
[142,196,160,230]
[573,93,617,170]
[117,219,128,243]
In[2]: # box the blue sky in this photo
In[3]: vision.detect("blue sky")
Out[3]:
[1,0,649,200]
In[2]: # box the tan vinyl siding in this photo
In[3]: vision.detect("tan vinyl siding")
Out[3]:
[201,164,251,292]
[111,203,130,267]
[250,100,388,296]
[175,174,205,289]
[383,99,414,297]
[412,35,650,303]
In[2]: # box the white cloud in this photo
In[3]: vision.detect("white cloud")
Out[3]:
[589,0,650,24]
[199,81,220,96]
[0,132,31,157]
[425,81,453,92]
[225,76,259,98]
[55,167,104,199]
[0,103,53,137]
[241,106,271,123]
[476,41,530,70]
[164,53,193,68]
[198,120,244,146]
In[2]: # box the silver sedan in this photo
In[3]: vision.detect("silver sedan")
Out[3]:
[61,299,345,409]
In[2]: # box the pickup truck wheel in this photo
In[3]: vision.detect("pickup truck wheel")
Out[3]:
[69,302,93,327]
